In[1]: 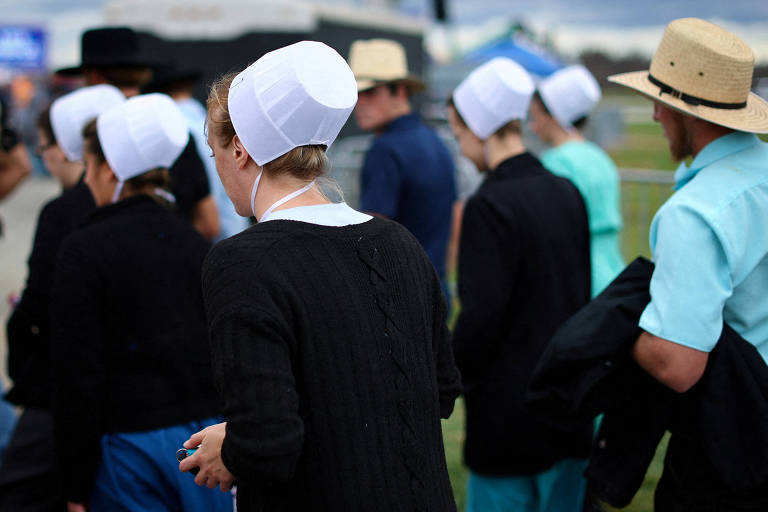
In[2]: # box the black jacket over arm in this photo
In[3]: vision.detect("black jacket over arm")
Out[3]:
[527,258,768,508]
[6,179,94,408]
[452,153,592,475]
[202,217,461,511]
[50,195,220,503]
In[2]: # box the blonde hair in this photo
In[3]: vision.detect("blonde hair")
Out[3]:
[206,71,329,181]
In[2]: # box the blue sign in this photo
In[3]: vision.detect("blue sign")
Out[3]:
[0,26,46,71]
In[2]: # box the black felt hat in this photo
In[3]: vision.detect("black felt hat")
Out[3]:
[142,65,203,94]
[56,27,165,76]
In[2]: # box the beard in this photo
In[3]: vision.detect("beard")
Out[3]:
[667,111,694,162]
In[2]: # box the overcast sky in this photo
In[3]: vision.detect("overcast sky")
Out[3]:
[0,0,766,68]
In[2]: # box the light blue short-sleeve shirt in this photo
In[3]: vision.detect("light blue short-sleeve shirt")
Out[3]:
[639,132,768,363]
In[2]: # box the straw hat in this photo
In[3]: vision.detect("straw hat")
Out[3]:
[348,39,425,93]
[609,18,768,134]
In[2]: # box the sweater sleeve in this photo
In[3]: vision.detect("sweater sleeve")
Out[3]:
[452,195,519,380]
[206,295,304,483]
[50,235,107,503]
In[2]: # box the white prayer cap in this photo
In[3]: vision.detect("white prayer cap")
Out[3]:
[538,65,601,128]
[228,40,357,166]
[49,84,125,162]
[452,57,535,140]
[96,93,189,181]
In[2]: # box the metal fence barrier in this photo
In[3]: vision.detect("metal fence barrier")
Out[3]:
[328,136,676,263]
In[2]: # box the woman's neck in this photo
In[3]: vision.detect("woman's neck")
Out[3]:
[253,173,330,221]
[485,133,526,171]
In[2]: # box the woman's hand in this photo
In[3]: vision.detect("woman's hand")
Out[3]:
[67,502,87,512]
[179,422,235,492]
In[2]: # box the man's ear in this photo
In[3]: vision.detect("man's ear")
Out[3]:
[232,135,251,169]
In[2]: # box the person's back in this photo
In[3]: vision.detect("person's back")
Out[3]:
[455,153,591,471]
[448,57,591,512]
[360,113,456,278]
[51,196,220,498]
[541,140,624,294]
[531,65,625,296]
[6,180,94,408]
[350,39,456,285]
[203,217,460,510]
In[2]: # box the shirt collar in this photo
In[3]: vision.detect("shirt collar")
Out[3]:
[673,132,759,190]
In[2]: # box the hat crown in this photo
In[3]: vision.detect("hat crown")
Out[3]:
[97,93,189,181]
[349,39,410,82]
[539,65,601,128]
[229,41,357,166]
[50,84,125,162]
[649,18,754,104]
[453,57,535,140]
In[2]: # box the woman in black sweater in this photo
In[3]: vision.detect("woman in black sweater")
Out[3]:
[1,85,121,511]
[49,94,231,512]
[178,41,461,511]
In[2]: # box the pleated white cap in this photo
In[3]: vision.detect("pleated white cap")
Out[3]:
[228,40,357,166]
[97,93,189,181]
[50,84,125,162]
[539,65,601,128]
[453,57,535,140]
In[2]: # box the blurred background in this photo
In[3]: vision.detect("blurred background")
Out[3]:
[0,1,766,510]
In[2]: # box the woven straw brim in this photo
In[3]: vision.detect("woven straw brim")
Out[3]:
[609,71,768,134]
[356,76,425,93]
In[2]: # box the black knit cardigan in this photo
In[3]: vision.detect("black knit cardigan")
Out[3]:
[50,195,220,503]
[202,217,462,511]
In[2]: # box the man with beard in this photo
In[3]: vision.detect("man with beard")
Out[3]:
[609,17,768,510]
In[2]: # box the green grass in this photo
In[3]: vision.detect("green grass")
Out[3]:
[442,403,669,512]
[442,399,468,510]
[608,122,678,171]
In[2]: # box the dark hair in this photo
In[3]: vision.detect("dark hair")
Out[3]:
[207,71,328,181]
[446,95,522,137]
[82,119,106,163]
[532,91,589,131]
[37,105,55,143]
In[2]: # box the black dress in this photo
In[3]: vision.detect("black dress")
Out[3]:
[452,153,593,475]
[0,179,94,510]
[49,195,220,503]
[202,217,462,511]
[6,179,94,408]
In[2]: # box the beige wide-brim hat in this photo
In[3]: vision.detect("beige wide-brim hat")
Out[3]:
[609,18,768,134]
[348,38,425,93]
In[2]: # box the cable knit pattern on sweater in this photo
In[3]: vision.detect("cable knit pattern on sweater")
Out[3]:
[202,217,461,511]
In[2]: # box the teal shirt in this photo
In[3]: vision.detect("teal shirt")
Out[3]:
[639,132,768,362]
[541,141,625,296]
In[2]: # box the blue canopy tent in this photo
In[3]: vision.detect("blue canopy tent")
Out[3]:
[463,32,563,77]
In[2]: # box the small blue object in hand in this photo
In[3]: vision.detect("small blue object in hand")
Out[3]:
[176,447,200,476]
